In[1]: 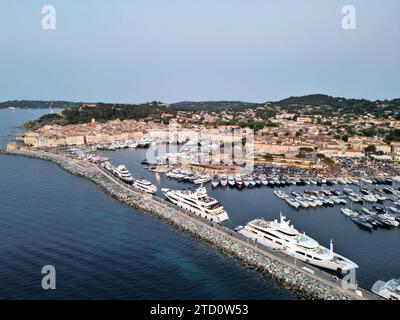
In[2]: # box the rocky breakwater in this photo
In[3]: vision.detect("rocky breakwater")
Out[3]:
[2,148,375,300]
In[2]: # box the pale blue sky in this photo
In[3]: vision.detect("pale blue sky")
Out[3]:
[0,0,399,103]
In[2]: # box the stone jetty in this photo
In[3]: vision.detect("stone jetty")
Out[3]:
[1,148,381,300]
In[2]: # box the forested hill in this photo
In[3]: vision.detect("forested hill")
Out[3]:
[23,101,177,130]
[0,100,83,109]
[172,101,260,111]
[268,94,400,118]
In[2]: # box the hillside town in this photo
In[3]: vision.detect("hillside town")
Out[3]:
[17,104,400,162]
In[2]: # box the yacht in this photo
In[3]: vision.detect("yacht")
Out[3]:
[362,207,375,216]
[286,198,301,209]
[254,177,262,187]
[220,174,228,187]
[103,161,115,173]
[238,214,358,272]
[133,178,157,194]
[243,176,250,188]
[362,194,377,203]
[228,175,236,188]
[161,186,229,223]
[211,175,220,188]
[235,174,243,189]
[193,174,211,184]
[274,190,289,199]
[371,278,400,300]
[341,208,359,218]
[260,175,269,186]
[113,165,134,184]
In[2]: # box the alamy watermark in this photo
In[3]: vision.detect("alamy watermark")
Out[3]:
[41,265,56,290]
[145,121,255,174]
[341,5,356,30]
[41,5,56,30]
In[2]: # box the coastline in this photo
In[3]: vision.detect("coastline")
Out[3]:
[0,148,381,300]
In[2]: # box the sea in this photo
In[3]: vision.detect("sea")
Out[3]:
[0,109,297,299]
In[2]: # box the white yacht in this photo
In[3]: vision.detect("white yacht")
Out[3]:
[286,198,301,209]
[193,174,211,184]
[274,190,289,199]
[161,186,229,223]
[341,208,359,218]
[228,175,236,187]
[238,214,358,272]
[220,174,228,187]
[113,165,134,184]
[133,178,157,194]
[103,161,115,173]
[371,278,400,300]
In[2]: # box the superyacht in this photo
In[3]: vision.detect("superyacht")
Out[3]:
[238,213,358,272]
[113,165,134,184]
[133,178,157,194]
[161,186,229,223]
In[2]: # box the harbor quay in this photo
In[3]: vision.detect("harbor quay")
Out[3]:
[0,148,382,300]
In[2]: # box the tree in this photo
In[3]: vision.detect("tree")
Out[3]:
[299,147,313,153]
[324,157,335,168]
[364,145,377,153]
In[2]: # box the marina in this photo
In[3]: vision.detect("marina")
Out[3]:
[1,146,381,300]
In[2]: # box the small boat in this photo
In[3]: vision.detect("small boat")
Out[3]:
[220,174,228,187]
[211,175,220,188]
[286,198,301,209]
[362,207,375,215]
[235,174,243,189]
[193,174,211,184]
[378,214,399,227]
[234,225,244,232]
[389,207,400,214]
[351,217,373,231]
[341,208,358,218]
[228,176,236,188]
[274,190,289,199]
[254,177,262,187]
[133,178,157,194]
[260,175,269,186]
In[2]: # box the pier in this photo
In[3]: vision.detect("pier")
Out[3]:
[1,147,382,300]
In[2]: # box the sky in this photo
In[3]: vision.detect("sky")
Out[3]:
[0,0,399,103]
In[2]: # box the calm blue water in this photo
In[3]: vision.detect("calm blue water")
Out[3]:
[0,109,296,299]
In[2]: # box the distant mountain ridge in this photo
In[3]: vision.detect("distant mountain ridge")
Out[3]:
[172,101,260,111]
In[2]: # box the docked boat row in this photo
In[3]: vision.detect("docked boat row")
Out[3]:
[341,208,400,230]
[96,138,158,151]
[161,167,400,190]
[236,213,358,272]
[274,190,347,209]
[166,168,212,184]
[102,161,157,194]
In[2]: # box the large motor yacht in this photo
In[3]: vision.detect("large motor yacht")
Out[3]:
[161,186,229,223]
[113,165,134,184]
[133,178,157,194]
[371,278,400,300]
[238,213,358,272]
